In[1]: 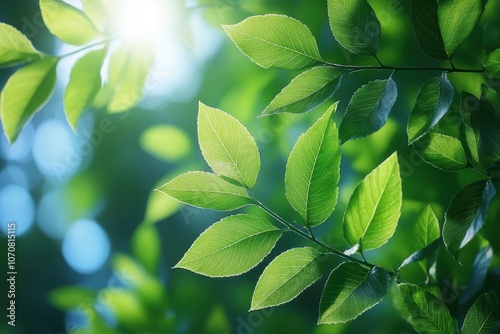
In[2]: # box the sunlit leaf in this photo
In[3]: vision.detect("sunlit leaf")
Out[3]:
[483,48,500,79]
[410,0,447,60]
[398,283,455,334]
[413,132,468,171]
[327,0,381,56]
[318,263,391,324]
[223,14,322,70]
[140,125,191,162]
[460,245,493,305]
[0,23,42,68]
[157,171,253,211]
[462,291,500,334]
[132,224,161,275]
[285,104,341,226]
[40,0,101,46]
[49,286,97,311]
[443,179,496,258]
[101,289,150,331]
[251,247,323,310]
[343,152,402,250]
[261,66,344,116]
[339,78,397,143]
[0,57,58,143]
[408,74,454,143]
[174,214,282,277]
[198,103,260,188]
[64,48,106,131]
[81,0,108,28]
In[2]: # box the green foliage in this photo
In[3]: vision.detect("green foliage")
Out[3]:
[461,291,500,334]
[483,48,500,78]
[0,23,41,68]
[410,0,448,60]
[413,132,468,171]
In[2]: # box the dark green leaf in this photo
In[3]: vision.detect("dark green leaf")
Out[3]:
[399,238,441,271]
[318,263,391,324]
[462,291,500,334]
[261,66,344,116]
[174,214,282,277]
[483,48,500,79]
[470,97,500,170]
[443,179,496,257]
[413,132,468,171]
[339,78,397,143]
[410,0,448,60]
[327,0,381,56]
[408,74,454,143]
[460,246,493,305]
[0,23,42,68]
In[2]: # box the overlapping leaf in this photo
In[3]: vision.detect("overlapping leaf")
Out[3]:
[470,97,500,170]
[0,23,42,68]
[410,0,447,60]
[483,49,500,79]
[413,132,468,171]
[462,291,500,334]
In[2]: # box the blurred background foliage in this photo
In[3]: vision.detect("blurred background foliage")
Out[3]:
[0,0,499,333]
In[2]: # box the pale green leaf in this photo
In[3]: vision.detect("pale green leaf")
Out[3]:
[483,49,500,79]
[50,286,97,311]
[198,103,260,188]
[174,214,282,277]
[1,57,58,143]
[40,0,101,46]
[343,152,402,250]
[140,125,191,162]
[132,224,161,275]
[327,0,381,56]
[438,0,483,57]
[251,247,323,310]
[398,283,455,334]
[318,263,391,324]
[413,132,468,171]
[339,78,397,143]
[285,104,341,226]
[443,179,496,258]
[64,48,106,131]
[157,171,253,211]
[410,0,447,60]
[0,23,42,68]
[261,66,344,116]
[408,74,454,143]
[223,14,322,70]
[462,291,500,334]
[81,0,108,28]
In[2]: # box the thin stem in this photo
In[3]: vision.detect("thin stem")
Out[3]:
[323,60,484,73]
[57,39,110,59]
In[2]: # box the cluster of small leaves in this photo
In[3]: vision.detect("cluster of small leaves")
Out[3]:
[0,0,153,143]
[160,0,500,331]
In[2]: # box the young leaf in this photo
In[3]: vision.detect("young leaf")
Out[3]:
[327,0,381,56]
[251,247,323,310]
[398,283,455,334]
[460,245,493,305]
[157,171,253,211]
[40,0,102,46]
[410,0,447,60]
[343,152,402,250]
[0,23,42,68]
[443,179,496,257]
[462,291,500,334]
[318,263,391,324]
[198,103,260,189]
[483,48,500,79]
[413,132,468,171]
[261,66,344,116]
[174,214,282,277]
[285,104,341,226]
[223,14,322,71]
[408,74,454,143]
[339,78,397,143]
[132,224,161,275]
[438,0,483,57]
[1,57,58,143]
[64,48,106,131]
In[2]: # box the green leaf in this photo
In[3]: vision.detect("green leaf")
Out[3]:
[1,57,58,143]
[339,78,397,143]
[107,41,154,113]
[140,125,192,162]
[132,224,161,275]
[462,291,500,334]
[49,286,97,311]
[413,132,468,171]
[470,97,500,170]
[40,0,101,46]
[460,246,493,305]
[438,0,483,57]
[399,239,441,271]
[343,152,402,250]
[327,0,381,56]
[64,48,106,131]
[408,74,454,143]
[251,247,324,310]
[198,103,260,188]
[318,263,391,324]
[157,171,253,211]
[261,66,344,116]
[410,0,448,60]
[483,49,500,79]
[223,14,322,70]
[0,23,42,68]
[285,104,341,227]
[174,214,282,277]
[461,93,481,166]
[443,179,496,257]
[81,0,108,28]
[398,283,455,334]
